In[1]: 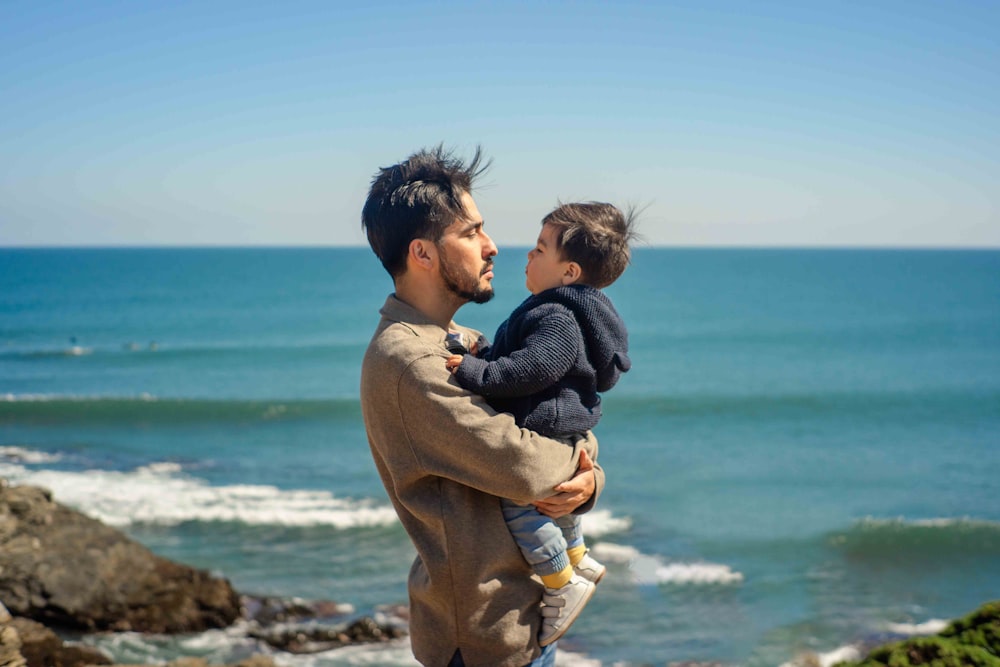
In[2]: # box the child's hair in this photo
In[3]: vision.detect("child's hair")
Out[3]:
[542,202,639,288]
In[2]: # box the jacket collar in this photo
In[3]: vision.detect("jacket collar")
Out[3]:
[379,293,454,340]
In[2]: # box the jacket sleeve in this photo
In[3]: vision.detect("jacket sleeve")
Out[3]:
[397,353,603,507]
[453,309,580,398]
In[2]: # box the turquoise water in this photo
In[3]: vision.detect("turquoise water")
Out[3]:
[2,247,999,666]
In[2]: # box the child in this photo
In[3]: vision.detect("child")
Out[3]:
[446,201,636,646]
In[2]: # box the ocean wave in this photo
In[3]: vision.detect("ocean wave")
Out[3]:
[87,622,599,667]
[604,387,1000,418]
[885,619,950,635]
[0,339,365,362]
[779,644,862,667]
[0,394,359,424]
[0,346,95,359]
[0,445,62,464]
[88,621,271,666]
[591,541,744,586]
[0,459,398,529]
[829,516,1000,556]
[579,509,632,538]
[778,617,954,667]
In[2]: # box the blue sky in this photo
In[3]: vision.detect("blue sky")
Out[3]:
[2,1,998,247]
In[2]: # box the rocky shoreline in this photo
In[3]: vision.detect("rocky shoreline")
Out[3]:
[3,481,997,667]
[0,483,406,667]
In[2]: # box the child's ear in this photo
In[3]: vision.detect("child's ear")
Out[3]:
[561,262,583,285]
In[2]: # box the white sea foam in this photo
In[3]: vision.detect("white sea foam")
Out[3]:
[1,460,398,529]
[589,542,641,563]
[858,516,1000,530]
[554,649,602,666]
[655,562,744,585]
[275,638,421,666]
[254,636,597,667]
[89,621,265,665]
[580,508,632,537]
[1,392,159,402]
[0,446,62,464]
[94,627,605,667]
[886,619,949,635]
[779,644,861,667]
[591,541,743,586]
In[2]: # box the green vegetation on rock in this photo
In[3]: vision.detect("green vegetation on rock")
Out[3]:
[837,601,1000,667]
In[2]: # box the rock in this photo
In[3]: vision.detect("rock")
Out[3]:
[239,595,354,626]
[1,601,110,667]
[248,616,406,654]
[8,617,111,667]
[1,603,26,667]
[0,484,241,633]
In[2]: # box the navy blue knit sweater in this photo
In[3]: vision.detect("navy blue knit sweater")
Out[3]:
[453,285,630,438]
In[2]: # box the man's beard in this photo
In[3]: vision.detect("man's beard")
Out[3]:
[439,249,495,305]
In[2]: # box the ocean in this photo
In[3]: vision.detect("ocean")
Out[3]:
[1,246,998,666]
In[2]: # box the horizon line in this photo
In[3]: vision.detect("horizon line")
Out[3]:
[2,243,999,251]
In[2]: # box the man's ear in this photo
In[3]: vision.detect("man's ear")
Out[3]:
[408,238,437,271]
[561,261,583,285]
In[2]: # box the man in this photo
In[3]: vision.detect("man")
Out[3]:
[360,145,603,667]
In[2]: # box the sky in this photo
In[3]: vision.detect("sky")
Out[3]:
[2,0,998,248]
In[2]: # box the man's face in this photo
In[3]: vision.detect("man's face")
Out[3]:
[437,191,498,304]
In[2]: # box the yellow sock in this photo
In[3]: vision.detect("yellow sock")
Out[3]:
[567,545,587,567]
[540,565,573,589]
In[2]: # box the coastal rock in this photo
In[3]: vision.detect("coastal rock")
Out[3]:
[0,484,241,633]
[8,617,112,667]
[248,616,407,654]
[1,601,111,667]
[239,595,354,626]
[0,603,26,667]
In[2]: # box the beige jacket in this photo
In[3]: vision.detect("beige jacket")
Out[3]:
[360,295,603,667]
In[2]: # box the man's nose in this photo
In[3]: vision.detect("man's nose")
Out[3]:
[482,230,498,257]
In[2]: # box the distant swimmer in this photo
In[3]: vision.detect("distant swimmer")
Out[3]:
[67,336,87,356]
[123,342,140,351]
[148,341,158,351]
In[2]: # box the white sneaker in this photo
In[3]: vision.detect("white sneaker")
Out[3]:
[574,551,606,584]
[538,573,596,647]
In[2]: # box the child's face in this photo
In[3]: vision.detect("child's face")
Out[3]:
[525,223,579,294]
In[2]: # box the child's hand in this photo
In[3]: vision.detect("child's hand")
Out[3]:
[445,354,464,373]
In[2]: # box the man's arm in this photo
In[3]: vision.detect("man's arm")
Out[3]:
[398,353,602,508]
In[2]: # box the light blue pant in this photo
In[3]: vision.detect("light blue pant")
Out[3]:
[502,498,584,577]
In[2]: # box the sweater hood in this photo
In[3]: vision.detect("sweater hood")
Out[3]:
[533,285,631,390]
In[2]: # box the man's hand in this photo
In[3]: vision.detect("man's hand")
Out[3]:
[445,354,463,373]
[533,449,595,519]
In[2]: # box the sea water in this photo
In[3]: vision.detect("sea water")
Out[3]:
[1,247,998,666]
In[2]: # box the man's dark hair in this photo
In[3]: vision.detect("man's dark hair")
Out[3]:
[362,144,490,277]
[542,202,640,288]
